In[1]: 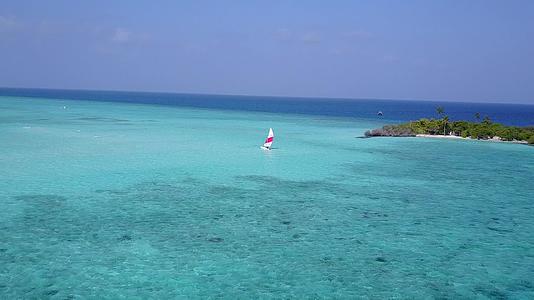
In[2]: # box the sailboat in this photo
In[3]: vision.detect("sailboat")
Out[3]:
[260,128,274,150]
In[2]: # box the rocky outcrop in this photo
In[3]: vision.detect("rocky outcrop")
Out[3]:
[364,125,415,137]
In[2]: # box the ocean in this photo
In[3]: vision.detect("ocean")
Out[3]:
[1,89,534,298]
[2,88,534,126]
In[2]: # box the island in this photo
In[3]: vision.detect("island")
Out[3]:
[365,107,534,145]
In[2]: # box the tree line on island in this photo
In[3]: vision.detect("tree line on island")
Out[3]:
[365,106,534,145]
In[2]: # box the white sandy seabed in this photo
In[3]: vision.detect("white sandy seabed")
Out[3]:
[416,134,529,144]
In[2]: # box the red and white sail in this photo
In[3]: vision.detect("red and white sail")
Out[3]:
[262,128,274,149]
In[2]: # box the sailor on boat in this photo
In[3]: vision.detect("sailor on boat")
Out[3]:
[261,128,274,150]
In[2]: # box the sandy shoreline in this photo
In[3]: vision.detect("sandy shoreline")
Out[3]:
[416,134,529,144]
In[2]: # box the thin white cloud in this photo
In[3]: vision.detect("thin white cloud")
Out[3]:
[274,28,292,41]
[301,32,321,44]
[380,54,398,63]
[344,30,373,39]
[274,29,322,44]
[111,28,131,43]
[0,16,19,32]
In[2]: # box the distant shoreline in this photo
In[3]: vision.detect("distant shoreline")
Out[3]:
[364,113,534,146]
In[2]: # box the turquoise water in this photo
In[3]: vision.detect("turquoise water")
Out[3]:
[1,96,534,298]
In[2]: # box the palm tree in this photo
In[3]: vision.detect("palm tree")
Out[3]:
[436,106,444,118]
[475,112,481,122]
[436,106,447,135]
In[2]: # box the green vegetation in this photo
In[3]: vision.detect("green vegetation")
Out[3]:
[406,118,534,143]
[365,107,534,145]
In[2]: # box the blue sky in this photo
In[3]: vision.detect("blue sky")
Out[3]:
[1,1,533,103]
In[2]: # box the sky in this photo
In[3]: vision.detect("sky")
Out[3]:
[1,1,533,103]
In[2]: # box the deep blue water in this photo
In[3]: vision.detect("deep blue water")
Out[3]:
[1,88,533,126]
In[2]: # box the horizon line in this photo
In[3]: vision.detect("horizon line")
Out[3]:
[0,86,532,106]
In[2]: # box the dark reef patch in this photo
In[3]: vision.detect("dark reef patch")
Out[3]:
[487,227,513,233]
[94,189,130,195]
[207,237,224,243]
[473,286,508,300]
[375,257,387,263]
[44,289,59,296]
[212,214,224,220]
[234,175,351,199]
[362,211,389,219]
[75,117,130,123]
[13,195,67,214]
[118,234,132,241]
[14,194,67,204]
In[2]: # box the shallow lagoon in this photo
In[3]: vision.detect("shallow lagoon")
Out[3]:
[1,96,534,298]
